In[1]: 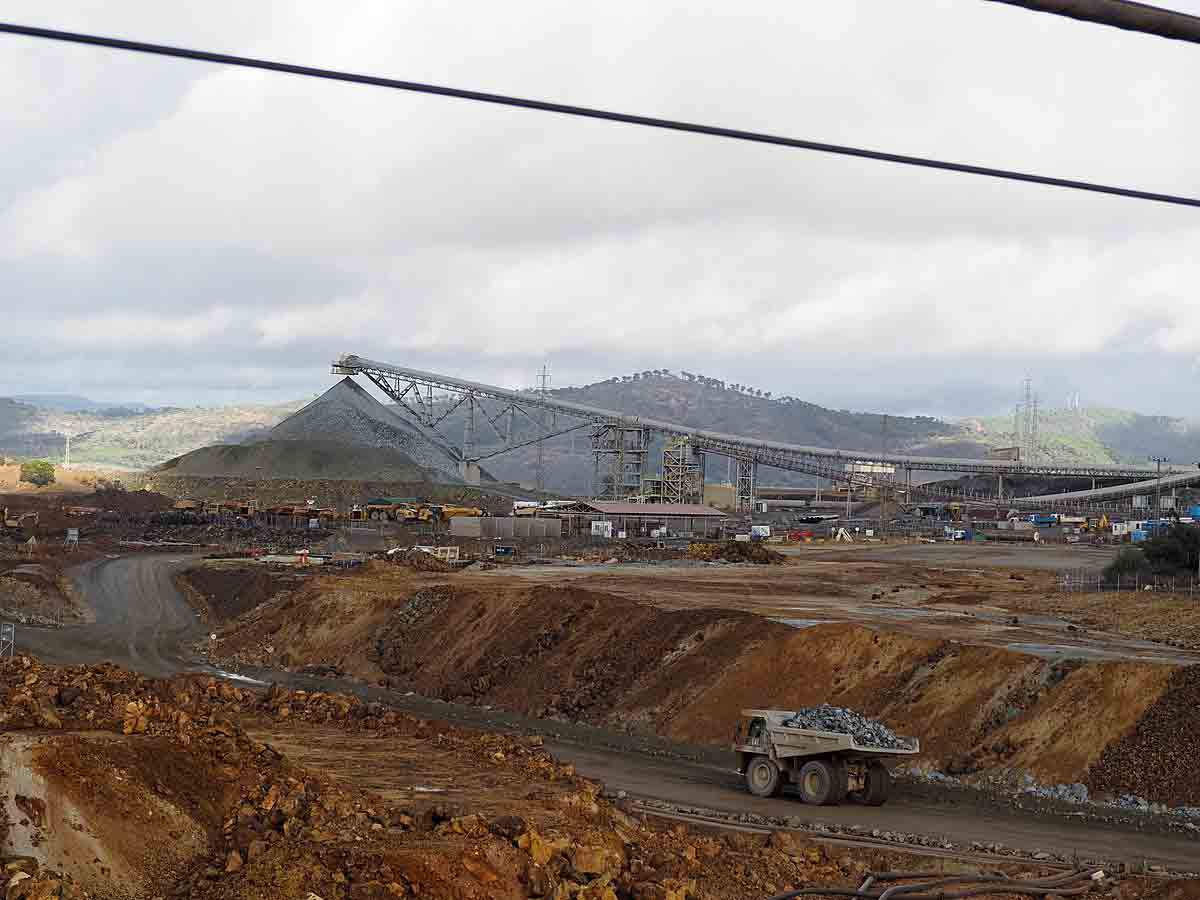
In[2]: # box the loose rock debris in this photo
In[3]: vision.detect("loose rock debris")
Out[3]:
[782,705,916,751]
[687,541,785,564]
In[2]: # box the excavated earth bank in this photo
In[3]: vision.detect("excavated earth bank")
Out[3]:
[5,655,1130,900]
[196,566,1191,804]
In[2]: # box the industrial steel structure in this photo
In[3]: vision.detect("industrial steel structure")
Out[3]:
[661,437,705,505]
[332,355,1200,510]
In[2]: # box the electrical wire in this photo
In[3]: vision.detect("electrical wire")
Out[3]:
[1,21,1199,209]
[984,0,1200,45]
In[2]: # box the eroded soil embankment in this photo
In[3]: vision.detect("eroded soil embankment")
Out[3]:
[205,569,1188,802]
[373,584,1175,791]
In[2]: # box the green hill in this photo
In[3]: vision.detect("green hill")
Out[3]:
[965,407,1200,467]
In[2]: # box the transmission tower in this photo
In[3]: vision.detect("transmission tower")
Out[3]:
[1015,376,1040,464]
[1030,393,1040,463]
[879,415,890,529]
[535,364,551,493]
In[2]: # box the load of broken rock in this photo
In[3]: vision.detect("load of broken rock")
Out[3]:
[781,705,916,751]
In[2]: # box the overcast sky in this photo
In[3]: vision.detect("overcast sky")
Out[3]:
[2,1,1199,418]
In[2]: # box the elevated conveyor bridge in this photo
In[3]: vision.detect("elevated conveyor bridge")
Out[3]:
[332,355,1200,511]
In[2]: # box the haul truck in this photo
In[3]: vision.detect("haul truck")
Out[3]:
[732,709,920,806]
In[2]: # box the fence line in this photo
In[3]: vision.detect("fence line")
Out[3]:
[1057,569,1200,595]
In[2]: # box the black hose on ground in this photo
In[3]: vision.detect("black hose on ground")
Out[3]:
[767,868,1103,900]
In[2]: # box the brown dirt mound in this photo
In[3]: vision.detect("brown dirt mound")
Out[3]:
[374,583,768,723]
[688,541,784,564]
[983,662,1174,785]
[395,548,455,572]
[180,564,295,621]
[1088,664,1200,805]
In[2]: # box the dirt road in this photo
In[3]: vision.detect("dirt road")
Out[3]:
[241,713,1200,871]
[553,744,1200,872]
[33,553,1200,872]
[18,554,205,678]
[800,543,1118,572]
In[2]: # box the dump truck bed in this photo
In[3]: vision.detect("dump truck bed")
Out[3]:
[737,709,920,760]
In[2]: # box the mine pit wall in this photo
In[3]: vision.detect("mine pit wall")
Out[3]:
[205,565,1191,804]
[363,583,1185,800]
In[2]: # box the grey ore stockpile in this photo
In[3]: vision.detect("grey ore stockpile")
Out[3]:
[783,705,914,750]
[271,377,467,483]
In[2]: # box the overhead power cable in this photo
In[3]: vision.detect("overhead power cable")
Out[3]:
[984,0,1200,44]
[2,20,1199,209]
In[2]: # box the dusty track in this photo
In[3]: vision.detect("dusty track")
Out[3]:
[18,554,206,677]
[553,744,1200,872]
[27,553,1200,873]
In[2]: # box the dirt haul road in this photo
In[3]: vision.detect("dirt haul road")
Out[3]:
[25,552,1200,873]
[18,553,206,678]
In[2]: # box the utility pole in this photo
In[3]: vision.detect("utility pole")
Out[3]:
[535,364,551,494]
[880,415,889,534]
[63,429,95,470]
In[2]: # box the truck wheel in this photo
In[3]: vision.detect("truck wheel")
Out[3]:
[745,756,782,798]
[798,760,839,805]
[854,762,891,806]
[828,758,849,804]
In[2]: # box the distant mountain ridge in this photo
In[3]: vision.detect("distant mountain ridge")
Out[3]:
[10,394,155,413]
[4,373,1200,485]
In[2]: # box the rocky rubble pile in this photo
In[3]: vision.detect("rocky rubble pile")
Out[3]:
[391,548,454,572]
[1088,664,1200,806]
[782,705,915,751]
[0,858,84,900]
[687,541,784,564]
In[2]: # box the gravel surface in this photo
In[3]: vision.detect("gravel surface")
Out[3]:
[1089,664,1200,806]
[782,704,915,750]
[272,377,465,482]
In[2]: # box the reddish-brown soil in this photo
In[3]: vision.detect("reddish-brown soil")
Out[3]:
[180,564,295,621]
[201,565,1187,799]
[374,583,769,725]
[4,654,999,900]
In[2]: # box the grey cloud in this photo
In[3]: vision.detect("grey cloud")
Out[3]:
[1,0,1198,420]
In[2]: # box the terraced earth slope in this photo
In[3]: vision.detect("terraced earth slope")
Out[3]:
[194,563,1197,805]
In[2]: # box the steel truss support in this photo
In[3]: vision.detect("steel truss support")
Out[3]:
[735,459,757,513]
[333,356,1190,509]
[662,437,705,505]
[592,424,651,500]
[0,622,13,659]
[360,368,575,470]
